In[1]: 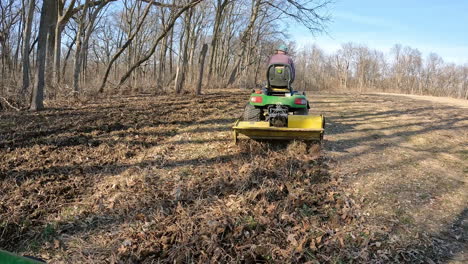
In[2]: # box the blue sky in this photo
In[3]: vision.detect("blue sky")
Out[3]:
[290,0,468,64]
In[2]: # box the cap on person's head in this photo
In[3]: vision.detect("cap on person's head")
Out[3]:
[276,44,288,52]
[277,44,288,53]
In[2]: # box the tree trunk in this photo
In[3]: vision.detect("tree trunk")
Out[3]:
[61,35,76,81]
[168,27,174,76]
[72,0,89,95]
[196,43,208,95]
[53,22,65,84]
[21,0,35,97]
[175,8,192,94]
[13,9,23,73]
[31,0,54,111]
[208,0,228,79]
[157,35,167,90]
[46,0,57,93]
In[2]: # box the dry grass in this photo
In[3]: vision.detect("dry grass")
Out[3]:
[0,90,466,263]
[317,93,467,263]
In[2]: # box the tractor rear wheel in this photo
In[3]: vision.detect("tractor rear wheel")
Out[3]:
[294,108,309,115]
[243,103,261,121]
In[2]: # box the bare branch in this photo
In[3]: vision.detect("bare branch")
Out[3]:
[264,0,331,35]
[0,97,20,111]
[118,0,203,86]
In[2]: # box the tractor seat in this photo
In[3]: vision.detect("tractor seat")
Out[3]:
[266,63,293,95]
[267,64,291,93]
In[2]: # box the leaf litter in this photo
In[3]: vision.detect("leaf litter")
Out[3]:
[0,91,463,263]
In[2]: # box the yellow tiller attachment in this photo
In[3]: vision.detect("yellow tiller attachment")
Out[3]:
[233,115,325,143]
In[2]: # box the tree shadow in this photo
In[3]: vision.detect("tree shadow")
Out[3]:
[390,208,468,263]
[0,92,251,252]
[321,95,467,159]
[2,138,330,262]
[314,93,468,262]
[3,92,465,262]
[0,95,245,151]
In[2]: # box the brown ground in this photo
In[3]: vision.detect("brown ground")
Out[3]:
[313,93,468,263]
[0,90,466,263]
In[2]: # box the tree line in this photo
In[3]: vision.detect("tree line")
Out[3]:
[294,43,468,99]
[1,0,466,112]
[0,0,330,110]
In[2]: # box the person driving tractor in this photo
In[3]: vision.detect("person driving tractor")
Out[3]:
[268,44,295,82]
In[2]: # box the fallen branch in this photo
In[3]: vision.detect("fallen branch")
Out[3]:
[0,97,20,111]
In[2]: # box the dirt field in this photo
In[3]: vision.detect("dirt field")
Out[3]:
[313,93,468,263]
[0,91,466,263]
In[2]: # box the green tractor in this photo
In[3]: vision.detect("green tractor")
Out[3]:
[233,63,324,142]
[0,249,45,264]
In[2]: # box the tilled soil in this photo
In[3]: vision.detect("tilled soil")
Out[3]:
[0,90,466,263]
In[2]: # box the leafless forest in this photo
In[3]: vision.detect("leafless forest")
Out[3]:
[0,0,467,112]
[296,43,468,98]
[0,0,331,111]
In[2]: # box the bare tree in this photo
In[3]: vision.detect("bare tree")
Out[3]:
[118,0,202,87]
[207,0,230,80]
[72,0,109,94]
[4,0,465,109]
[174,4,193,94]
[196,43,208,95]
[21,0,35,97]
[98,0,155,93]
[30,0,54,110]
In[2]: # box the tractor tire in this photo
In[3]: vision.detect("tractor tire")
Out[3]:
[243,103,261,121]
[294,108,309,115]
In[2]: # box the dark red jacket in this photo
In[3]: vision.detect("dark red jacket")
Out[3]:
[268,54,295,81]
